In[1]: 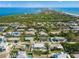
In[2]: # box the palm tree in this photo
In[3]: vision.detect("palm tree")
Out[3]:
[44,42,49,58]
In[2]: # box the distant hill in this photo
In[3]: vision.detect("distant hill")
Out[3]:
[0,9,79,23]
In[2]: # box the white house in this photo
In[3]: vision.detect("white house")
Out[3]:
[0,36,6,43]
[0,36,6,52]
[39,31,48,36]
[17,51,27,58]
[32,43,47,51]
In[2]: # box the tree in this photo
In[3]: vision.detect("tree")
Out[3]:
[61,42,79,54]
[44,42,49,58]
[66,30,76,41]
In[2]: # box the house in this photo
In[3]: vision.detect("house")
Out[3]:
[0,27,8,32]
[17,51,27,58]
[0,23,9,26]
[0,45,6,52]
[25,37,34,42]
[9,22,20,28]
[38,36,48,42]
[38,31,48,41]
[16,24,26,32]
[70,26,79,31]
[67,21,78,26]
[36,22,44,27]
[49,37,67,42]
[51,52,71,58]
[6,37,20,43]
[11,32,21,36]
[16,28,25,32]
[25,31,35,36]
[0,27,5,32]
[4,32,21,37]
[32,43,47,52]
[27,28,37,32]
[50,31,61,35]
[3,32,11,37]
[49,44,64,50]
[0,36,6,52]
[38,31,48,36]
[0,36,6,43]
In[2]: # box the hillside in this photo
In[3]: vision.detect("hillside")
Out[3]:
[0,10,79,23]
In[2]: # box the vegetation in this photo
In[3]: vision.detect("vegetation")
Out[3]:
[61,42,79,54]
[0,10,78,23]
[44,42,49,58]
[60,30,76,41]
[10,50,18,58]
[33,50,42,56]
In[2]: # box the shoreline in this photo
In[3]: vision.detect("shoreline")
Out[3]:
[63,12,79,17]
[0,8,79,17]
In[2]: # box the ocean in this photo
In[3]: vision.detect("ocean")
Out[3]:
[0,8,79,16]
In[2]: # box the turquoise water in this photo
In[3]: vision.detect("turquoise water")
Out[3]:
[53,8,79,16]
[0,8,42,16]
[0,8,79,16]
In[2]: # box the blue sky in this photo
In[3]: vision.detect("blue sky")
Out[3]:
[0,1,79,7]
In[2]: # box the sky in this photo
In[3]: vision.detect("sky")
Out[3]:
[0,1,79,7]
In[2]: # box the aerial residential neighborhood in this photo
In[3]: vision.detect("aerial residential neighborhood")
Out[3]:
[0,20,79,58]
[0,1,79,58]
